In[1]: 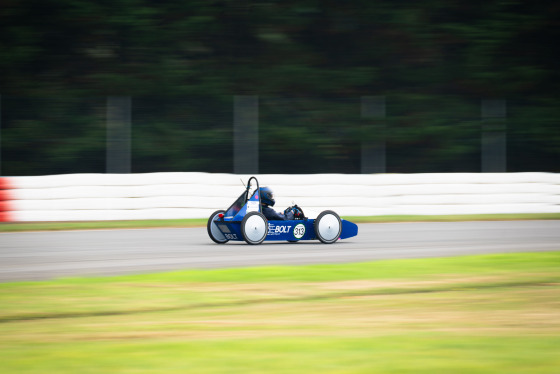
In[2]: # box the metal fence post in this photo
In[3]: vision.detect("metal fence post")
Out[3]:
[481,99,506,173]
[106,96,131,173]
[361,96,386,174]
[234,95,259,174]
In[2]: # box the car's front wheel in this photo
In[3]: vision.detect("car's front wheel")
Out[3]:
[314,210,342,244]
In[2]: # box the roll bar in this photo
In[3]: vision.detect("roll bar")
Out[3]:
[246,176,260,194]
[246,176,260,208]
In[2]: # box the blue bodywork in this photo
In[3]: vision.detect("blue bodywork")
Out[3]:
[213,177,358,243]
[217,217,358,242]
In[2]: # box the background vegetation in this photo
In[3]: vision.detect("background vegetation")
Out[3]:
[1,0,558,175]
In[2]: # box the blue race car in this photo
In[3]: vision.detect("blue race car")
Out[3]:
[207,177,358,245]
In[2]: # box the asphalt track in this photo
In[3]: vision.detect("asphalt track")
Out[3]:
[1,220,559,282]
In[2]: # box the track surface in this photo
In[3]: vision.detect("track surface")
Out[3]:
[1,220,559,282]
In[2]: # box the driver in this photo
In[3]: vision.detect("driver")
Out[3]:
[258,187,303,221]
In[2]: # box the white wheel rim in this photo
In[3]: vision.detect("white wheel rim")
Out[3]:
[244,215,267,242]
[211,215,227,242]
[318,214,340,241]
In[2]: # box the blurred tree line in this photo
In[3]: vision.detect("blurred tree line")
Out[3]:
[0,0,558,175]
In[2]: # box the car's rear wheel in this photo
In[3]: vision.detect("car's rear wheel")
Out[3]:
[241,212,268,245]
[314,210,342,244]
[207,210,228,244]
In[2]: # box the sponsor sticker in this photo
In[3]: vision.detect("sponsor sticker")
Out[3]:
[246,201,259,212]
[267,223,292,236]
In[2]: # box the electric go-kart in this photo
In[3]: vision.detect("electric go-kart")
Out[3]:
[207,177,358,245]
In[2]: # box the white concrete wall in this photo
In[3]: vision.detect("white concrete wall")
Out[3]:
[1,172,559,221]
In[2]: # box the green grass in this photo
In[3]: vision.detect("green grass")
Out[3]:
[1,252,559,373]
[0,218,208,232]
[1,213,559,232]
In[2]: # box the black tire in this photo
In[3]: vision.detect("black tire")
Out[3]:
[241,212,268,245]
[314,210,342,244]
[207,210,228,244]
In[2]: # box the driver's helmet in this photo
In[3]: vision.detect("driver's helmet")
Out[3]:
[259,187,275,207]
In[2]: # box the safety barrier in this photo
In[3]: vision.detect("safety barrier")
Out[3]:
[0,172,559,221]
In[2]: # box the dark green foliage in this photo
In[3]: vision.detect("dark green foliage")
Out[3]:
[0,0,558,175]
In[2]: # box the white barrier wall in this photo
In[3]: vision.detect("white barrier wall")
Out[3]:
[1,172,559,221]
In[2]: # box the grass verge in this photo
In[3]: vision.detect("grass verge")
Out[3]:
[1,252,559,373]
[0,218,208,232]
[1,213,559,232]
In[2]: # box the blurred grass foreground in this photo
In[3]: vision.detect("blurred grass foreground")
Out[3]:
[1,251,559,373]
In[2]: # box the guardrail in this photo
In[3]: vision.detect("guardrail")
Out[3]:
[1,172,559,221]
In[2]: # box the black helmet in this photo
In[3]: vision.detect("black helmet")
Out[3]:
[259,187,275,206]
